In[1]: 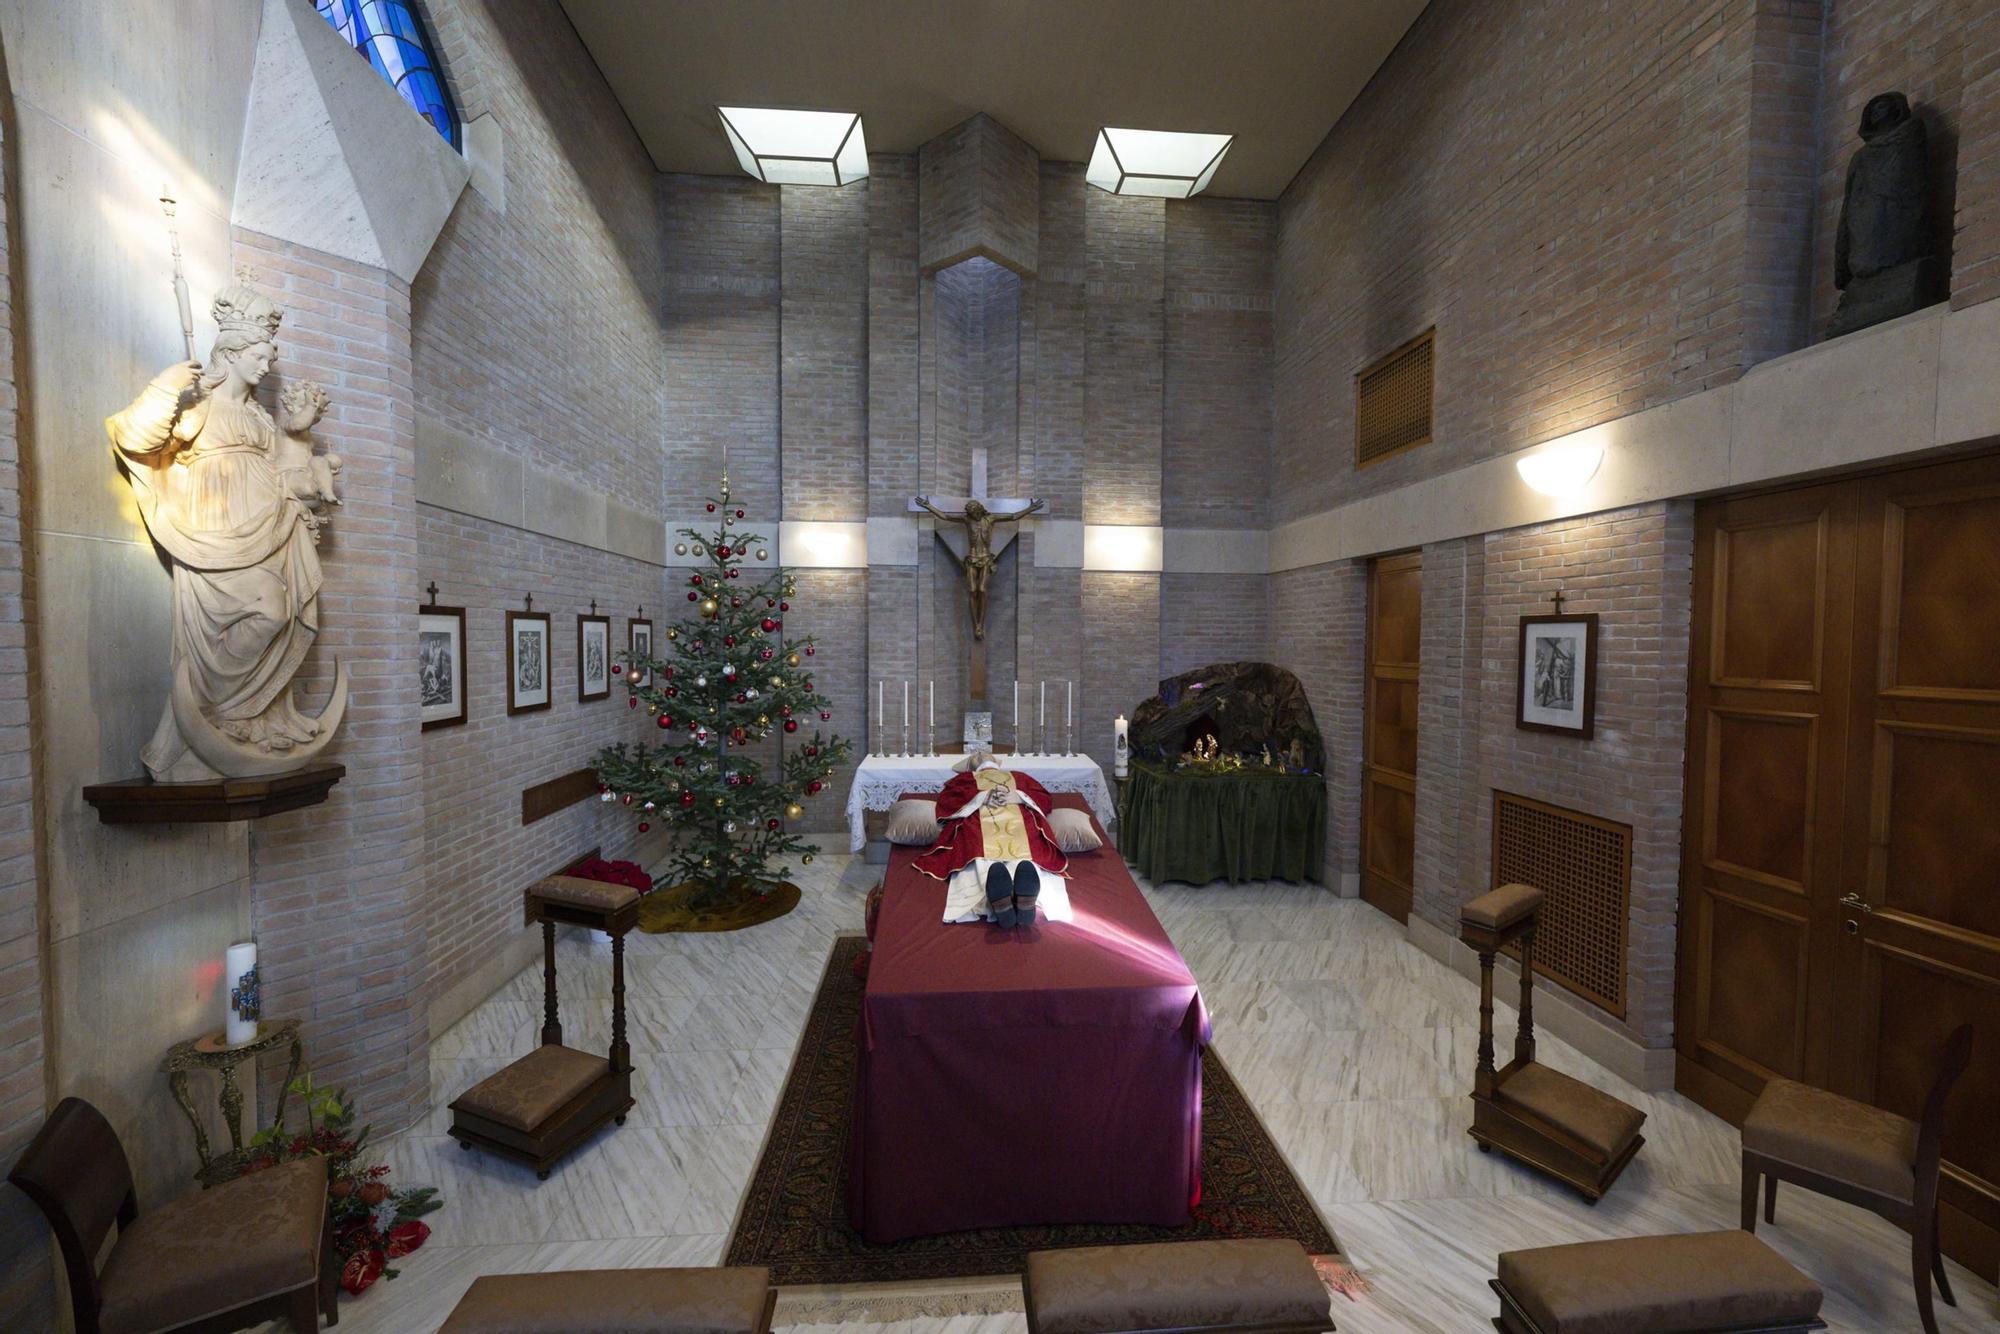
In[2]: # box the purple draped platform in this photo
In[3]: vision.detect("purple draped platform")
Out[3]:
[847,793,1210,1243]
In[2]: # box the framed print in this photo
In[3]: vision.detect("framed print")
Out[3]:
[418,604,468,731]
[507,609,552,715]
[1517,613,1598,738]
[577,613,611,702]
[628,617,654,689]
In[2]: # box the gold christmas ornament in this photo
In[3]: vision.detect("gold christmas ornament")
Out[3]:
[700,597,719,617]
[786,653,800,667]
[756,549,769,561]
[802,852,815,865]
[714,797,725,808]
[757,714,769,726]
[785,802,804,820]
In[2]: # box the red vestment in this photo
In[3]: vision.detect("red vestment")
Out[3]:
[911,768,1070,880]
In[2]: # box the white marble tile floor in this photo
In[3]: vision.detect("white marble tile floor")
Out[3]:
[306,852,1995,1332]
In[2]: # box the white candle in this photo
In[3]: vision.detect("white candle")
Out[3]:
[1039,681,1046,754]
[877,680,884,754]
[928,680,935,754]
[225,940,258,1045]
[903,680,910,754]
[1066,681,1073,751]
[1013,679,1019,748]
[1114,714,1130,777]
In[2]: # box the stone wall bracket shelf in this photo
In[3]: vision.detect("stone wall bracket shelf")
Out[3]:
[83,764,346,824]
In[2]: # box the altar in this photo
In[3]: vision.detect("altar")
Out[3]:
[845,752,1115,852]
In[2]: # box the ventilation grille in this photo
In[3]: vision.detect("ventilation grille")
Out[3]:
[1492,790,1631,1019]
[1355,329,1435,466]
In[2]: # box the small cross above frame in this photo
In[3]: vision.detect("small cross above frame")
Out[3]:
[1549,588,1566,615]
[425,580,439,607]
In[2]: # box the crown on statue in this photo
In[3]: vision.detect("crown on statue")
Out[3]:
[211,285,282,340]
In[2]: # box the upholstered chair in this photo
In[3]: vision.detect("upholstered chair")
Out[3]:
[1739,1024,1973,1334]
[8,1097,335,1333]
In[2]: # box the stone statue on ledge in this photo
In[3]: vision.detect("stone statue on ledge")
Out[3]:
[1828,91,1943,339]
[105,283,349,782]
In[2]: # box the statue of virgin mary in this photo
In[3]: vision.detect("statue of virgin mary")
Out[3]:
[105,284,348,782]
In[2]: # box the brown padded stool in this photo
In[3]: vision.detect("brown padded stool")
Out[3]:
[1491,1230,1825,1333]
[438,1266,774,1333]
[1024,1238,1334,1334]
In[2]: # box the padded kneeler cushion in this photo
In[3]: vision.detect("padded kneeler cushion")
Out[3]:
[439,1266,772,1333]
[452,1045,608,1134]
[1497,1230,1823,1334]
[1025,1238,1331,1333]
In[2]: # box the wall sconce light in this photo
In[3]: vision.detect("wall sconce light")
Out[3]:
[717,106,868,186]
[779,521,868,568]
[1082,525,1165,571]
[1515,443,1605,497]
[1085,128,1233,198]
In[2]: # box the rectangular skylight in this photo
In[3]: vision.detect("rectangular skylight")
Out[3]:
[717,107,868,186]
[1085,128,1233,199]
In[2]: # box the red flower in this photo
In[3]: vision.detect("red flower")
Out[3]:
[341,1247,386,1296]
[384,1219,431,1259]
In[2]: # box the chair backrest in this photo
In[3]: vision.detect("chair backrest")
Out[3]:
[6,1097,137,1327]
[1914,1024,1976,1187]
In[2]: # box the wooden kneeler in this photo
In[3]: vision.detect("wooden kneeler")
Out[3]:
[449,875,640,1180]
[1462,883,1644,1202]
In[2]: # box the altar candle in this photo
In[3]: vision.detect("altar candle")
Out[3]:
[1039,681,1046,753]
[903,680,910,755]
[225,940,258,1045]
[1114,714,1130,777]
[1013,679,1019,745]
[1066,681,1073,751]
[928,680,935,754]
[877,680,884,755]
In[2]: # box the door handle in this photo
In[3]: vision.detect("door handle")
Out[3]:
[1838,893,1872,915]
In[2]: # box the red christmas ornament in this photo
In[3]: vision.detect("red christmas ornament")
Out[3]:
[735,509,745,519]
[779,601,790,612]
[612,664,623,675]
[727,568,739,578]
[628,698,638,709]
[761,618,776,632]
[680,791,695,806]
[638,822,650,833]
[597,782,609,792]
[820,711,831,720]
[808,780,823,795]
[784,719,799,733]
[673,755,686,767]
[735,693,747,703]
[687,591,698,602]
[731,597,742,608]
[717,545,730,558]
[622,794,634,806]
[805,646,815,656]
[730,727,748,745]
[766,599,776,608]
[805,680,814,692]
[664,666,674,679]
[705,502,716,512]
[805,745,818,757]
[781,705,793,717]
[657,715,673,729]
[665,687,677,698]
[690,574,703,586]
[766,818,780,831]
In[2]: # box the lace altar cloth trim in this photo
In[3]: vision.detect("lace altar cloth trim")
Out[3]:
[846,753,1114,851]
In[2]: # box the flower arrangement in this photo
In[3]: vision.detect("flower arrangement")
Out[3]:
[563,854,654,896]
[233,1072,443,1297]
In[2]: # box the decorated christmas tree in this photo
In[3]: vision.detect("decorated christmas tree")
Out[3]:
[593,475,851,908]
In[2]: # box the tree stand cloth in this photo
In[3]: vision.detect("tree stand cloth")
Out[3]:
[1460,883,1645,1202]
[449,875,640,1179]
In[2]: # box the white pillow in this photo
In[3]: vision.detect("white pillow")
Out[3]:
[1048,807,1103,853]
[884,799,941,846]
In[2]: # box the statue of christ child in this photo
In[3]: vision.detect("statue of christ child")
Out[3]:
[274,379,342,524]
[913,755,1071,927]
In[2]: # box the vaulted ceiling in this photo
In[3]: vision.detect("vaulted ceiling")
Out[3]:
[558,1,1430,200]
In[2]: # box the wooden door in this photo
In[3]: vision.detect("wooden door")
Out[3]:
[1834,456,2000,1267]
[1677,482,1857,1111]
[1361,551,1421,922]
[1679,453,2000,1273]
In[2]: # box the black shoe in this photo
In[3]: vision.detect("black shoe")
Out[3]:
[1012,861,1040,926]
[985,862,1018,927]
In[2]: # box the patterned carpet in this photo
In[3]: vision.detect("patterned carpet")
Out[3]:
[725,935,1340,1286]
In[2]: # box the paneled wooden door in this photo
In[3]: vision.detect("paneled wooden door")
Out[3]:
[1361,551,1421,923]
[1680,453,2000,1271]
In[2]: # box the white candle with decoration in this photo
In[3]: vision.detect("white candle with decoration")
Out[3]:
[1114,714,1129,777]
[224,940,258,1045]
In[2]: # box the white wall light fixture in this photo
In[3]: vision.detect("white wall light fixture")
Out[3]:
[1515,443,1606,498]
[1085,128,1233,198]
[717,107,868,186]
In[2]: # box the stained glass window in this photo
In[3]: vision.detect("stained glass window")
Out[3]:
[313,0,460,149]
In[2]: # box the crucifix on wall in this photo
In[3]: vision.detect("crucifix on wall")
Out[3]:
[910,446,1043,701]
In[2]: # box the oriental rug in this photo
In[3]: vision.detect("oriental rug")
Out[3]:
[724,935,1341,1286]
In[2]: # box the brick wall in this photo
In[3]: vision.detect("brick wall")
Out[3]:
[240,230,430,1131]
[1270,562,1367,886]
[410,0,673,1025]
[0,96,51,1324]
[1274,0,1835,523]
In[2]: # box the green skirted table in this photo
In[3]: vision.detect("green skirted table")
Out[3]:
[1120,761,1326,885]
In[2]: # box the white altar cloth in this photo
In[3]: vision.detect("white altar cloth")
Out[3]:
[845,752,1115,852]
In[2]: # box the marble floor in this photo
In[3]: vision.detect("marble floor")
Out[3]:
[318,847,1995,1332]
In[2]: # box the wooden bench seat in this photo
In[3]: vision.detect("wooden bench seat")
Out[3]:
[1024,1239,1334,1334]
[1491,1230,1825,1333]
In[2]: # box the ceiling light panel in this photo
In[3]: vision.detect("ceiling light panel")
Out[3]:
[717,106,868,186]
[1085,127,1233,198]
